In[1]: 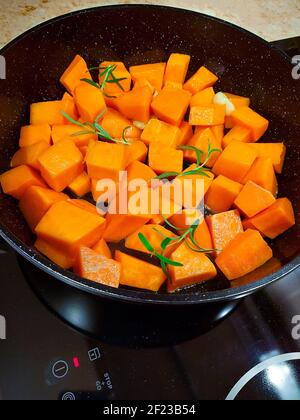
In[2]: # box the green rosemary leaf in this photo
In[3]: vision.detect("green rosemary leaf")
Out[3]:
[178,169,211,178]
[138,233,155,253]
[154,172,180,180]
[121,126,131,144]
[178,145,203,167]
[70,130,95,137]
[95,109,107,124]
[106,77,127,84]
[156,254,183,267]
[80,78,101,89]
[60,111,85,127]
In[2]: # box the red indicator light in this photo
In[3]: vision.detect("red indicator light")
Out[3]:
[73,357,80,368]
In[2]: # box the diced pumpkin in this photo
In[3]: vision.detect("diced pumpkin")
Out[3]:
[92,238,112,259]
[206,210,244,255]
[205,175,243,213]
[51,124,98,148]
[189,105,226,126]
[168,242,217,290]
[101,108,141,140]
[125,140,148,166]
[231,257,281,288]
[38,139,83,192]
[115,251,166,292]
[103,213,150,243]
[242,157,278,196]
[242,218,265,236]
[183,127,222,167]
[175,165,215,208]
[115,86,153,124]
[19,124,52,148]
[86,141,127,183]
[245,198,295,239]
[30,100,75,126]
[99,61,131,97]
[151,86,192,126]
[164,53,191,86]
[178,121,193,146]
[231,107,269,142]
[222,126,252,148]
[10,141,50,170]
[216,229,273,280]
[193,219,214,251]
[169,208,202,230]
[68,198,99,215]
[210,125,224,146]
[60,54,92,94]
[164,81,183,89]
[133,77,155,94]
[35,200,106,255]
[183,66,218,95]
[146,187,182,224]
[74,246,120,288]
[68,171,91,197]
[234,181,276,218]
[127,160,156,185]
[125,224,178,257]
[224,92,250,109]
[129,63,166,92]
[191,87,215,107]
[212,141,258,183]
[0,165,46,199]
[19,185,68,231]
[141,118,182,147]
[148,143,183,175]
[35,238,74,269]
[62,92,79,121]
[74,81,106,123]
[248,143,286,174]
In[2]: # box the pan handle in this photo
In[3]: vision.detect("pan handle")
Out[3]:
[270,36,300,58]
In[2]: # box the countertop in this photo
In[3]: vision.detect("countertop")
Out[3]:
[0,0,299,49]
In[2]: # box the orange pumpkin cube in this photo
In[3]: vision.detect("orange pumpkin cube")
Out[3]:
[92,238,112,259]
[0,165,46,199]
[74,81,106,123]
[234,181,276,218]
[206,210,244,255]
[148,143,183,175]
[151,86,192,126]
[68,171,91,197]
[10,141,50,170]
[205,175,243,214]
[115,251,166,292]
[189,105,226,126]
[129,63,166,92]
[19,124,52,148]
[191,87,215,107]
[164,53,191,86]
[222,126,252,148]
[115,86,153,124]
[216,229,273,280]
[178,121,193,146]
[35,238,74,269]
[99,61,131,97]
[248,143,286,174]
[51,124,98,148]
[101,108,141,140]
[125,140,148,166]
[184,66,218,95]
[35,200,106,255]
[38,139,83,192]
[183,127,222,167]
[141,119,182,148]
[231,107,269,142]
[213,141,258,183]
[60,54,92,94]
[19,185,68,231]
[30,100,74,126]
[74,246,120,288]
[243,157,278,196]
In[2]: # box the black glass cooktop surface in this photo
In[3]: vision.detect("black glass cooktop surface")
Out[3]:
[0,237,300,401]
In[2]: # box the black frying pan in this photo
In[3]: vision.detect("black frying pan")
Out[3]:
[0,5,299,305]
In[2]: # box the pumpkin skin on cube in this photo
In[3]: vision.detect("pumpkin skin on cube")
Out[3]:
[0,165,46,199]
[168,242,217,291]
[115,251,167,292]
[38,139,83,192]
[216,229,273,281]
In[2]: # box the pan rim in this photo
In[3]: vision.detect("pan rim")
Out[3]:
[0,3,299,305]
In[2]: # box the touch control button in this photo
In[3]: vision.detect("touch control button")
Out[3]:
[52,360,69,379]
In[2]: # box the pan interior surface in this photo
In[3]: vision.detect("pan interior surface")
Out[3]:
[0,5,299,304]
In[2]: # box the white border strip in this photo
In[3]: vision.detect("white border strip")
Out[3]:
[226,353,300,400]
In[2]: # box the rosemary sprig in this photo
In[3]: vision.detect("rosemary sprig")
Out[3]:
[83,64,127,98]
[138,233,183,278]
[60,110,129,145]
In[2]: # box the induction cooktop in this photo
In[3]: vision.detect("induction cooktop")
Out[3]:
[0,36,300,401]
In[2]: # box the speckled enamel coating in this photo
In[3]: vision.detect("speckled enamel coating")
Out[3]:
[0,5,299,304]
